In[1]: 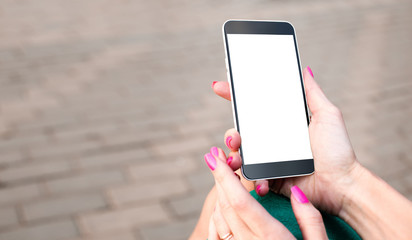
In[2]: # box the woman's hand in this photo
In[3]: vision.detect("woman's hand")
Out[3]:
[205,147,328,240]
[210,66,412,239]
[213,67,362,216]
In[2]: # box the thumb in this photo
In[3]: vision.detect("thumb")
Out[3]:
[303,66,333,115]
[290,186,328,240]
[212,81,231,101]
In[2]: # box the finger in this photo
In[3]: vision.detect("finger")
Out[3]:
[255,180,269,197]
[290,185,328,240]
[210,146,227,160]
[210,146,241,173]
[204,149,287,233]
[269,178,285,194]
[212,81,231,101]
[215,181,251,239]
[227,151,241,171]
[213,201,233,239]
[224,129,241,151]
[302,66,334,115]
[208,214,219,240]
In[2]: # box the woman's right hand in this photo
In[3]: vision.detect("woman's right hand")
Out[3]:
[212,66,412,239]
[214,66,363,216]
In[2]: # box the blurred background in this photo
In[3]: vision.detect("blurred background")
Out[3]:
[0,0,411,239]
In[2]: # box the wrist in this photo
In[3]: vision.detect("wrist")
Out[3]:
[338,161,367,218]
[323,160,365,217]
[338,161,412,239]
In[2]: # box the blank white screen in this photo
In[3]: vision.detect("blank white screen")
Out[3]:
[227,34,312,165]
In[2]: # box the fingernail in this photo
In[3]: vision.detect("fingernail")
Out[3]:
[212,81,217,88]
[307,66,314,78]
[227,156,233,165]
[291,185,309,203]
[226,136,233,149]
[204,153,216,171]
[256,185,261,195]
[210,146,219,157]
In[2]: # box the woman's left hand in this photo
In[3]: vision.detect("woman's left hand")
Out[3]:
[205,147,328,240]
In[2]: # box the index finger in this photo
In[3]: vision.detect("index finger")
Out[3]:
[204,148,285,233]
[224,128,241,151]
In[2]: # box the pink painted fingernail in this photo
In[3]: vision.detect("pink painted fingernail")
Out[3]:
[226,136,233,149]
[307,66,314,78]
[227,156,233,165]
[291,185,309,203]
[256,185,261,195]
[210,146,219,157]
[212,81,217,88]
[204,153,216,171]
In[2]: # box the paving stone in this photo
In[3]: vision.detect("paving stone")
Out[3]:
[108,178,189,206]
[0,133,48,152]
[168,190,209,217]
[53,122,120,141]
[46,170,125,194]
[0,150,26,166]
[29,140,101,160]
[383,176,408,194]
[68,231,138,240]
[139,217,197,240]
[365,156,407,178]
[177,118,231,137]
[187,169,215,191]
[0,207,18,228]
[78,204,168,235]
[127,114,187,130]
[77,148,150,169]
[150,136,212,157]
[22,193,106,222]
[128,157,198,180]
[0,184,42,206]
[102,129,173,148]
[0,219,78,240]
[0,160,72,183]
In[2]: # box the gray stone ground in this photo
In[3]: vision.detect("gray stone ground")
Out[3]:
[0,0,411,239]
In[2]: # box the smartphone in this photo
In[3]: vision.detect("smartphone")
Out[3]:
[222,20,314,180]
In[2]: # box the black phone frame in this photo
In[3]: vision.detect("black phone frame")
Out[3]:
[223,20,314,180]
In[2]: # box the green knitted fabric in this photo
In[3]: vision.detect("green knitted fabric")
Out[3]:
[251,190,361,240]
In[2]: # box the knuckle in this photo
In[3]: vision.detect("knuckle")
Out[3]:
[310,210,323,222]
[263,225,290,240]
[298,210,324,227]
[231,196,248,211]
[329,105,342,118]
[219,199,231,212]
[261,226,276,239]
[225,128,235,136]
[212,211,219,223]
[214,171,225,184]
[265,232,283,240]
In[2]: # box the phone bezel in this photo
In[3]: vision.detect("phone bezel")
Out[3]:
[222,20,314,180]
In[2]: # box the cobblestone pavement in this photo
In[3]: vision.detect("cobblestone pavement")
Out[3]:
[0,0,411,239]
